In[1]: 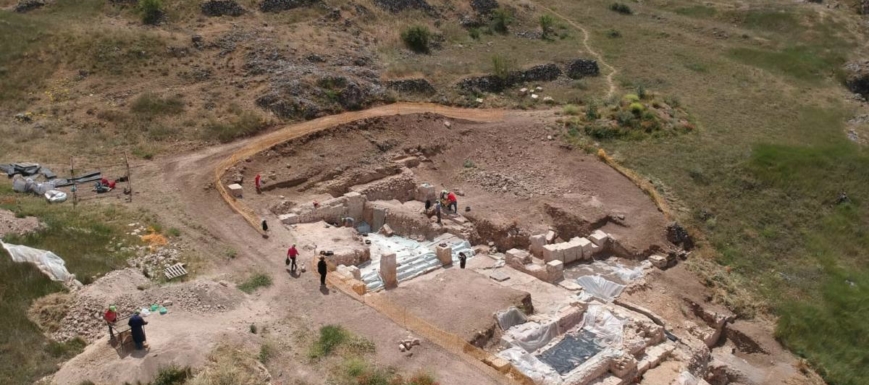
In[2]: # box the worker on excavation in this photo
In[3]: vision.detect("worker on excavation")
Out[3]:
[287,244,299,272]
[128,311,149,350]
[459,252,467,269]
[317,256,328,286]
[254,173,262,194]
[447,191,458,214]
[103,305,118,339]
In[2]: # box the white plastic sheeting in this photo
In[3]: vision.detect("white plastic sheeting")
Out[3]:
[1,241,73,282]
[611,263,645,282]
[495,306,528,330]
[13,176,58,196]
[498,347,561,385]
[44,190,67,203]
[504,321,560,353]
[360,233,475,290]
[576,275,625,303]
[582,305,624,347]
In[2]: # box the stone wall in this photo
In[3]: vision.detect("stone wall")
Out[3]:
[386,78,437,95]
[201,0,245,16]
[566,59,600,79]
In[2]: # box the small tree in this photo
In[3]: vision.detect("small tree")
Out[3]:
[491,8,513,33]
[539,14,555,39]
[609,2,633,15]
[139,0,163,25]
[401,25,431,53]
[491,55,513,80]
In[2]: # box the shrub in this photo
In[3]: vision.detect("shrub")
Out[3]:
[238,273,272,294]
[152,365,191,385]
[586,102,599,120]
[167,227,181,237]
[629,102,645,115]
[463,159,476,168]
[563,105,580,116]
[309,325,348,359]
[407,372,438,385]
[609,2,633,15]
[636,85,647,99]
[249,323,257,334]
[606,29,622,38]
[491,8,513,33]
[469,28,481,40]
[131,93,184,117]
[491,55,514,80]
[258,343,273,363]
[401,25,431,54]
[622,93,640,103]
[616,110,635,126]
[539,14,555,39]
[139,0,163,25]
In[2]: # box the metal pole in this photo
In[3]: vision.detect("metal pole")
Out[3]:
[123,152,132,203]
[70,157,76,209]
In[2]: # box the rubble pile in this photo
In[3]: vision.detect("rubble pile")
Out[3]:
[128,247,182,279]
[201,0,246,16]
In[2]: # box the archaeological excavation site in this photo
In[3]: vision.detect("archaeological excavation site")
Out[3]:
[215,112,792,385]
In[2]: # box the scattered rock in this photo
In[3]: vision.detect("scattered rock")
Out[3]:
[201,0,246,16]
[386,78,437,95]
[373,0,435,14]
[470,0,498,14]
[566,59,600,79]
[845,60,869,99]
[457,63,562,93]
[15,0,44,13]
[260,0,318,13]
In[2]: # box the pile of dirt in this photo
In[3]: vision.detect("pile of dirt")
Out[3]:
[52,269,243,342]
[0,209,41,238]
[127,246,183,280]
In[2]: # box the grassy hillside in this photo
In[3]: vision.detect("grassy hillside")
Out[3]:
[541,0,868,382]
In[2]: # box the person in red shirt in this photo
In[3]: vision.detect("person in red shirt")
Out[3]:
[254,173,262,194]
[104,305,118,339]
[447,191,458,214]
[287,244,299,272]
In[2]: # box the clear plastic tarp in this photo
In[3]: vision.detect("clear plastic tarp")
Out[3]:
[497,347,561,385]
[504,321,560,353]
[582,304,624,347]
[1,241,73,282]
[576,275,625,303]
[495,306,528,330]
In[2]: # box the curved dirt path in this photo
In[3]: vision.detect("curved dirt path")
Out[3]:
[537,4,619,99]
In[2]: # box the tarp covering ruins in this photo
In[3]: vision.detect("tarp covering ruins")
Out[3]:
[1,241,74,282]
[576,275,625,303]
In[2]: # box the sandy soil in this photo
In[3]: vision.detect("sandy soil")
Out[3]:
[0,208,41,239]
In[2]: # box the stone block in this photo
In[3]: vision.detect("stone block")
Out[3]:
[526,263,546,280]
[573,237,593,259]
[506,248,531,268]
[545,230,557,243]
[343,191,365,219]
[436,244,453,266]
[484,356,511,373]
[558,280,582,291]
[380,253,398,289]
[546,260,564,282]
[555,303,584,333]
[372,207,388,232]
[561,241,582,264]
[227,183,243,198]
[542,244,564,262]
[529,234,547,257]
[609,351,638,379]
[279,213,299,225]
[490,271,510,282]
[416,183,436,202]
[379,224,395,236]
[589,229,610,246]
[351,280,367,295]
[649,254,668,269]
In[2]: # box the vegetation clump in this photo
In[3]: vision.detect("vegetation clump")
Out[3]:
[401,25,431,54]
[609,2,633,15]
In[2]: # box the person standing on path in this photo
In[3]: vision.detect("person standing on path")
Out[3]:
[103,305,118,339]
[447,191,458,214]
[128,311,149,350]
[255,173,262,194]
[459,252,467,269]
[317,256,328,286]
[287,244,299,272]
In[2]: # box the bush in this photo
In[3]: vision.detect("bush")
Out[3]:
[238,273,272,294]
[463,159,476,168]
[152,365,191,385]
[606,29,622,38]
[539,14,555,39]
[586,102,599,120]
[491,8,513,33]
[629,102,645,115]
[469,28,481,40]
[249,323,257,334]
[491,55,514,80]
[131,93,184,117]
[309,325,348,359]
[636,85,647,99]
[622,93,640,103]
[401,25,431,54]
[616,110,635,126]
[258,343,273,363]
[563,105,580,116]
[609,2,633,15]
[139,0,163,24]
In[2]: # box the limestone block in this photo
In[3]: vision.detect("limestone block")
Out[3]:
[526,263,547,280]
[609,351,638,379]
[380,253,398,289]
[529,234,547,257]
[555,303,584,333]
[279,213,299,225]
[436,244,453,266]
[561,241,582,264]
[545,230,557,244]
[372,207,388,231]
[343,191,365,220]
[561,351,613,385]
[542,244,564,262]
[573,237,594,260]
[379,224,395,236]
[546,260,564,282]
[506,248,531,268]
[649,254,668,269]
[227,183,243,198]
[416,183,436,202]
[485,356,511,373]
[558,280,582,291]
[589,229,610,246]
[351,280,367,295]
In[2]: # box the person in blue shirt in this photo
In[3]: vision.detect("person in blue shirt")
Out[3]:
[128,311,149,350]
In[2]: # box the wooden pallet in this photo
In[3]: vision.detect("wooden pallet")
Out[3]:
[164,263,188,280]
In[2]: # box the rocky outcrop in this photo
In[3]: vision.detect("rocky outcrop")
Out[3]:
[845,60,869,98]
[386,78,437,95]
[15,0,45,12]
[470,0,498,14]
[566,59,600,79]
[458,63,563,93]
[260,0,317,13]
[201,0,245,16]
[373,0,434,14]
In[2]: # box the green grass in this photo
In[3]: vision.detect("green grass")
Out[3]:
[309,324,349,359]
[0,185,141,384]
[728,45,846,82]
[237,272,272,294]
[204,111,269,143]
[151,365,192,385]
[131,93,185,117]
[674,5,716,18]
